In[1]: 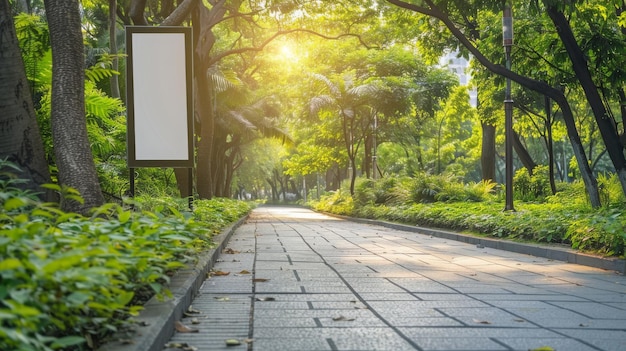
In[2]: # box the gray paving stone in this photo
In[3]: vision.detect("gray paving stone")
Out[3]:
[159,207,626,351]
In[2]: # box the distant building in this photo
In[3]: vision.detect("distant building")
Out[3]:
[439,51,477,107]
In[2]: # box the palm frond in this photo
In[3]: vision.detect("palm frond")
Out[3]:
[309,95,336,116]
[309,73,340,96]
[207,65,241,93]
[225,110,257,130]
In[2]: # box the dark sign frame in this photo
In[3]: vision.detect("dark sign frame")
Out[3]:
[126,26,193,168]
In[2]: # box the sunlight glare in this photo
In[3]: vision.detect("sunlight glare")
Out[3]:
[279,44,298,63]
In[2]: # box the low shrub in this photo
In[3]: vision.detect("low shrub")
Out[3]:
[310,189,353,216]
[0,166,252,350]
[311,174,625,256]
[566,207,626,256]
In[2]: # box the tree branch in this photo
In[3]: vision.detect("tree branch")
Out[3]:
[161,0,198,26]
[207,29,379,67]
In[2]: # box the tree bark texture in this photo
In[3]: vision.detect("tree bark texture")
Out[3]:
[44,0,104,213]
[0,0,52,198]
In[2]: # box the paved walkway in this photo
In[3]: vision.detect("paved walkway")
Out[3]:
[165,206,626,351]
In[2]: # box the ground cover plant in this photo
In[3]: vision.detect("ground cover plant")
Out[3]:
[311,174,626,257]
[0,163,253,351]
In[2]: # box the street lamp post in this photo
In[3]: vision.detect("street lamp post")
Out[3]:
[503,1,515,211]
[372,114,377,180]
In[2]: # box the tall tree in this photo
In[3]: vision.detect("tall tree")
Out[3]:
[308,72,382,195]
[385,0,601,208]
[44,0,104,212]
[0,0,51,197]
[543,2,626,198]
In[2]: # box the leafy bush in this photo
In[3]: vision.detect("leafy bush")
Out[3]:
[353,178,376,207]
[597,173,626,206]
[353,176,410,208]
[513,165,551,201]
[310,190,353,216]
[566,207,626,256]
[0,163,252,351]
[311,172,625,256]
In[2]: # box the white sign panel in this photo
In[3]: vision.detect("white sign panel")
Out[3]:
[126,26,193,167]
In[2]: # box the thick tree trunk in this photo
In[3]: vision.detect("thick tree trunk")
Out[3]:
[0,0,52,198]
[193,2,227,199]
[44,0,104,213]
[545,5,626,200]
[480,122,496,182]
[129,0,148,25]
[174,168,192,197]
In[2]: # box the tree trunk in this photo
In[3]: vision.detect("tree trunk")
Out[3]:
[512,131,536,175]
[44,0,104,213]
[545,95,557,195]
[174,168,192,197]
[480,122,496,182]
[363,133,372,178]
[193,2,227,199]
[109,0,120,99]
[545,5,626,200]
[0,0,52,198]
[129,0,148,25]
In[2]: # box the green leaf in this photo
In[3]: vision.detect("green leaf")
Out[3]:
[116,291,134,306]
[42,255,82,274]
[4,300,40,317]
[3,197,27,211]
[118,210,131,224]
[66,291,91,306]
[50,336,86,349]
[0,258,22,271]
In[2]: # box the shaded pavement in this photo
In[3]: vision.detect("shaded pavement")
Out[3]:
[164,206,626,351]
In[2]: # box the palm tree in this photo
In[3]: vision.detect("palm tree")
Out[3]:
[308,72,381,195]
[195,66,292,198]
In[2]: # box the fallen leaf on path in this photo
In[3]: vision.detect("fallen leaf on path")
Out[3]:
[225,339,241,346]
[239,270,251,274]
[223,248,240,254]
[187,306,201,314]
[255,297,276,301]
[175,321,199,333]
[472,318,491,324]
[212,270,230,276]
[514,318,526,323]
[164,342,198,351]
[332,315,355,321]
[253,278,269,282]
[214,296,230,301]
[528,347,555,351]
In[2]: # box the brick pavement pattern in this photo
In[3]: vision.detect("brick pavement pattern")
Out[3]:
[166,206,626,351]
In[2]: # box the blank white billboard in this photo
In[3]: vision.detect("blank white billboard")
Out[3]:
[126,26,193,168]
